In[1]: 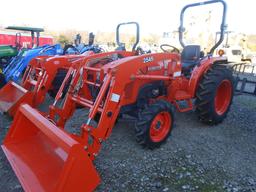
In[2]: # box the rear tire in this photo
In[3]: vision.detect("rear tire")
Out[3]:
[135,100,174,149]
[196,65,234,125]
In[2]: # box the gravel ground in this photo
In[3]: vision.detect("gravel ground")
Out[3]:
[0,95,255,192]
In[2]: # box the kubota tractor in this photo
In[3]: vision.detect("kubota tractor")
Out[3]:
[2,0,234,191]
[0,22,140,116]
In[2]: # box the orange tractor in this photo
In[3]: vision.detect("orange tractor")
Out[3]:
[2,0,234,191]
[0,22,140,117]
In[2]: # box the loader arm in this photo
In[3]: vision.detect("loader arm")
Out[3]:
[49,51,137,127]
[47,53,181,159]
[0,55,84,116]
[0,51,135,116]
[1,51,142,192]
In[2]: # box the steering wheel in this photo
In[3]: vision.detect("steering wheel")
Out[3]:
[160,44,180,54]
[63,44,80,55]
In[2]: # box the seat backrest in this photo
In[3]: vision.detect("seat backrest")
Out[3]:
[115,43,126,51]
[181,45,201,62]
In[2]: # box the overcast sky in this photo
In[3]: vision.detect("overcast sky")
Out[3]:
[1,0,255,34]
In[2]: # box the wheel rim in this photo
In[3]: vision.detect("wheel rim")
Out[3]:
[150,111,171,142]
[214,79,232,115]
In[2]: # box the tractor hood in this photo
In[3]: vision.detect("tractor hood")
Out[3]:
[22,44,62,57]
[0,45,18,57]
[4,44,63,82]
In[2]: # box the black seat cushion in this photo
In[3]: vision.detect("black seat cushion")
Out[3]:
[181,45,201,69]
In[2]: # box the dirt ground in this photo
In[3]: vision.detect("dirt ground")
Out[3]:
[0,95,255,192]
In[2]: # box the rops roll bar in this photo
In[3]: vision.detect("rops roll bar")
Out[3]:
[178,0,227,54]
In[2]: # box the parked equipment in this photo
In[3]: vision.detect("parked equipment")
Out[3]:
[214,31,256,96]
[0,22,140,116]
[0,26,51,68]
[215,31,244,63]
[0,54,83,116]
[2,44,62,83]
[2,1,234,191]
[63,32,104,55]
[232,63,256,96]
[0,45,18,68]
[0,27,61,89]
[72,32,104,54]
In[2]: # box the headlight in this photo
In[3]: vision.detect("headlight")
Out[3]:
[218,49,225,56]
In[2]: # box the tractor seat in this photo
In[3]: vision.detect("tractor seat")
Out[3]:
[181,45,201,69]
[115,43,126,51]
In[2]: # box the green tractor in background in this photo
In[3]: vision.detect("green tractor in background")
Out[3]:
[0,45,18,68]
[0,26,47,69]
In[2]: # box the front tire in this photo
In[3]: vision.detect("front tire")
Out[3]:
[196,65,234,125]
[135,100,174,149]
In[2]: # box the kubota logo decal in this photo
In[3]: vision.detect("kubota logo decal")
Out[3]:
[148,65,161,71]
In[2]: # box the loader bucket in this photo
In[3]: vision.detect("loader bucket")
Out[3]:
[0,81,33,116]
[1,104,100,192]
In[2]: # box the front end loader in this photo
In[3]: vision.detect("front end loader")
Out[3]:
[0,54,86,116]
[2,1,234,191]
[0,22,140,117]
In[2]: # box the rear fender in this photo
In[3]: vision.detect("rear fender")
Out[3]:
[188,57,226,96]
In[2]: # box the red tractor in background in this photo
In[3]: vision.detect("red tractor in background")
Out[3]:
[0,26,53,48]
[2,0,234,191]
[0,22,140,116]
